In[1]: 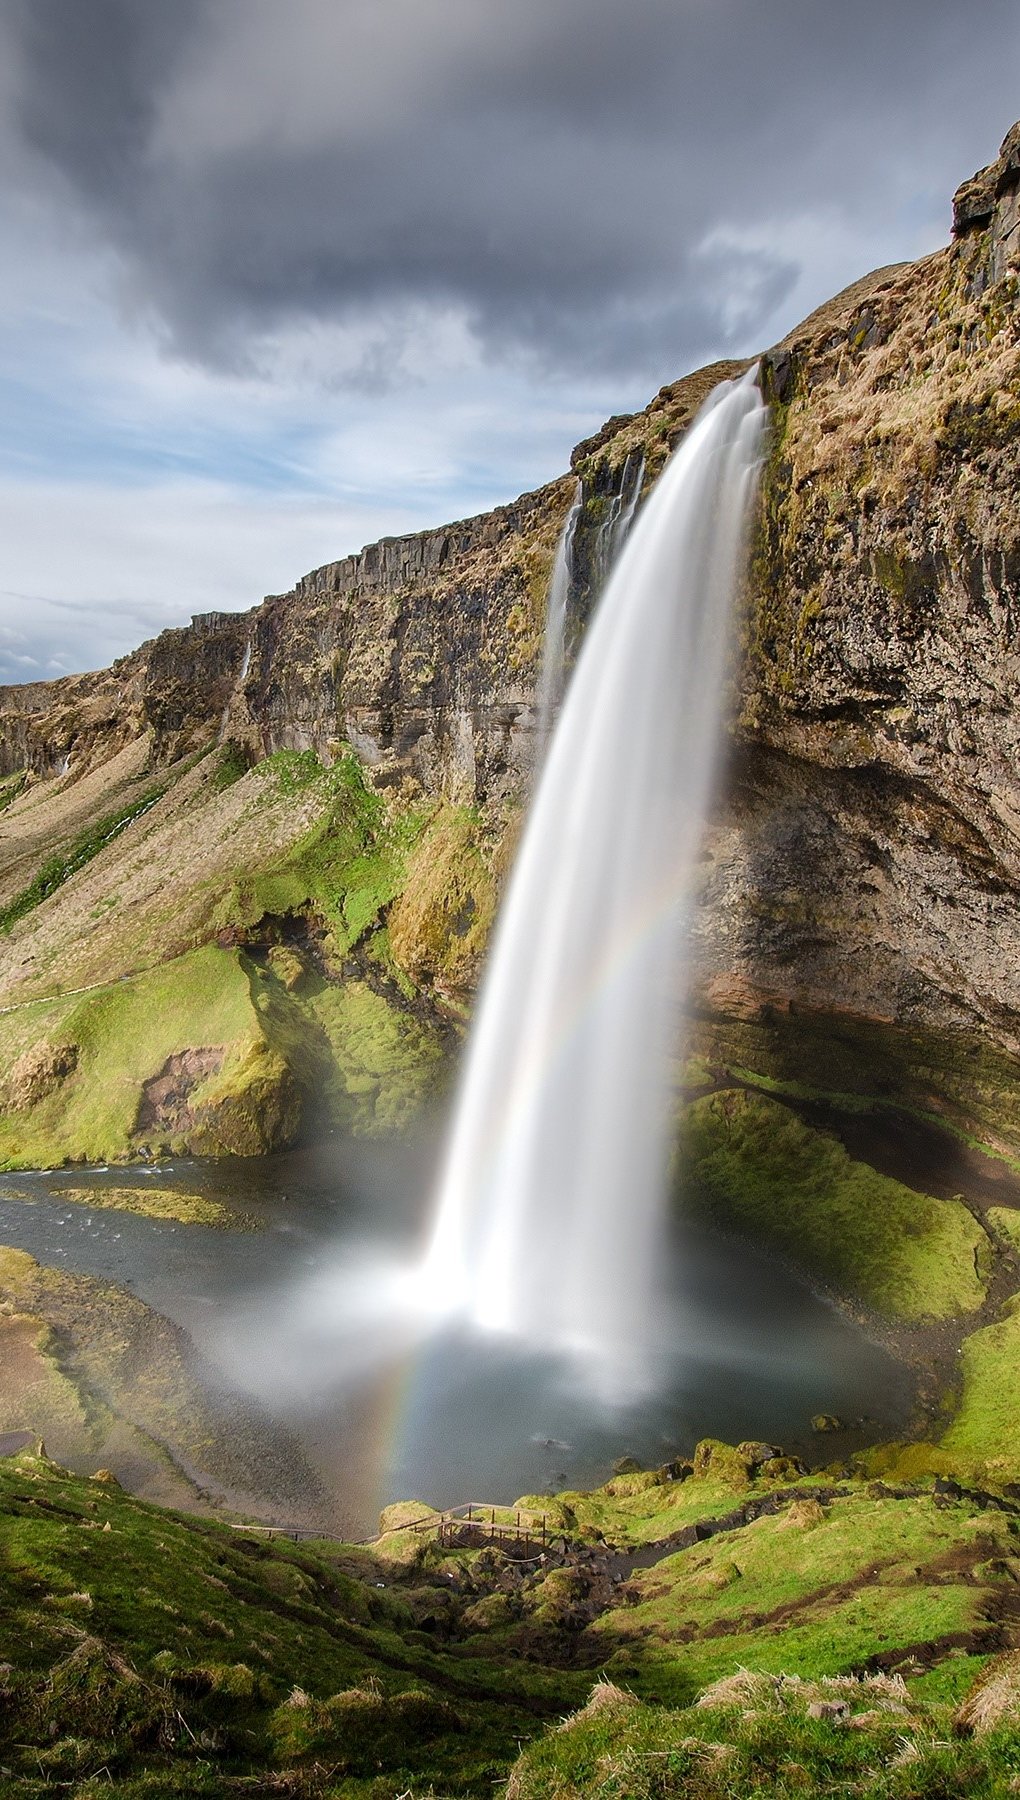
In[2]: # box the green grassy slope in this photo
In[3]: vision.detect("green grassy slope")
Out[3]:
[0,744,503,1165]
[5,1443,1020,1796]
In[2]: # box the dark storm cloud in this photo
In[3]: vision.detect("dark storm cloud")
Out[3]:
[5,0,1020,382]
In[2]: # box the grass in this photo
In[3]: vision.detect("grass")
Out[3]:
[583,1493,1004,1699]
[941,1297,1020,1466]
[682,1088,988,1321]
[0,1449,581,1795]
[0,781,166,934]
[3,1439,1020,1793]
[0,944,267,1166]
[507,1677,1020,1799]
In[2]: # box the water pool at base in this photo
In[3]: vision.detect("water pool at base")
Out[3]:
[0,1132,913,1536]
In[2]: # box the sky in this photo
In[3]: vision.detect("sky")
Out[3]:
[0,0,1018,684]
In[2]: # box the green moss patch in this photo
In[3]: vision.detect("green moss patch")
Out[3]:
[942,1298,1020,1468]
[0,944,282,1167]
[220,749,428,960]
[988,1205,1020,1251]
[301,976,445,1135]
[388,803,499,998]
[47,1186,245,1228]
[682,1089,988,1321]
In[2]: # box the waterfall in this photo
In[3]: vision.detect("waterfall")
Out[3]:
[420,370,765,1393]
[594,447,645,592]
[534,483,581,749]
[218,634,253,742]
[610,448,645,562]
[535,451,644,757]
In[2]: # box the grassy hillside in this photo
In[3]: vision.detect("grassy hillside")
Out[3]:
[0,743,503,1165]
[5,1442,1020,1795]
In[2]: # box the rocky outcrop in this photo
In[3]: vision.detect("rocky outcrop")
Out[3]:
[0,653,147,779]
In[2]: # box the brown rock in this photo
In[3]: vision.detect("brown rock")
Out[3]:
[6,1041,78,1108]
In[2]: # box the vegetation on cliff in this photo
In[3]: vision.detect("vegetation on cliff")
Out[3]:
[683,1087,988,1323]
[0,744,493,1165]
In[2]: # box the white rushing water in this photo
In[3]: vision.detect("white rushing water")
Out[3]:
[610,449,645,564]
[534,482,581,750]
[420,370,765,1395]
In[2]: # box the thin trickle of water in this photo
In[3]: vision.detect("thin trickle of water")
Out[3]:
[421,370,766,1395]
[611,449,645,562]
[594,448,646,592]
[218,635,253,742]
[534,483,581,750]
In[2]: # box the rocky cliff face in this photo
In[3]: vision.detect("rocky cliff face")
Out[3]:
[2,129,1020,1163]
[687,124,1020,1146]
[0,359,745,803]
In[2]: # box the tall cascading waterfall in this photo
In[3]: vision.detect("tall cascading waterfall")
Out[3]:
[421,370,766,1392]
[534,483,581,748]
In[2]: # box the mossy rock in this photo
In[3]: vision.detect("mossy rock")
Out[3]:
[682,1088,988,1322]
[692,1439,753,1490]
[462,1591,517,1633]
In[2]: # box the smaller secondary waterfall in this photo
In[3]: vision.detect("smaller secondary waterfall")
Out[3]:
[421,370,765,1393]
[534,483,581,748]
[594,448,645,591]
[535,454,644,757]
[218,635,253,742]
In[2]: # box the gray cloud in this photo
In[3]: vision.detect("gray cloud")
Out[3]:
[4,0,1020,386]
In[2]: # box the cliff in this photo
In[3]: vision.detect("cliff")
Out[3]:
[1,127,1020,1166]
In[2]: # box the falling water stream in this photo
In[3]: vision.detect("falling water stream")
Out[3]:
[534,481,581,748]
[421,371,766,1392]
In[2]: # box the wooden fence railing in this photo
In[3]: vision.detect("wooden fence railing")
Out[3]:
[227,1501,559,1552]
